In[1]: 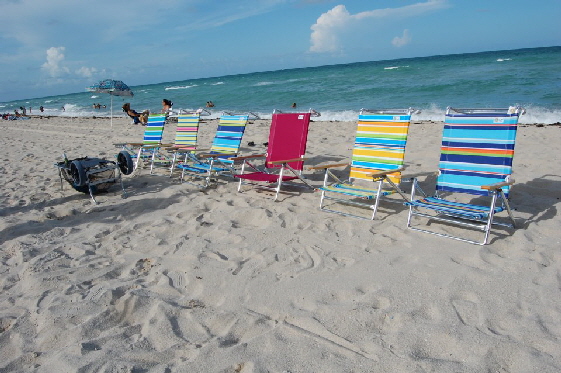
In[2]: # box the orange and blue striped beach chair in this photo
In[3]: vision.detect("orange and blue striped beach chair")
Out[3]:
[308,108,417,219]
[406,106,524,245]
[115,113,167,173]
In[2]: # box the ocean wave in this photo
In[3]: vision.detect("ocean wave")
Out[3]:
[165,85,198,90]
[255,81,274,86]
[497,58,512,62]
[211,82,225,85]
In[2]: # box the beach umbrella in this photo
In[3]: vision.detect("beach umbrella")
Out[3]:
[87,79,134,126]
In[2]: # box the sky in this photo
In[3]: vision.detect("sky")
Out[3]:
[0,0,559,102]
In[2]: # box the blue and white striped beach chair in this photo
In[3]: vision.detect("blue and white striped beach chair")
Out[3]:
[406,106,524,245]
[308,108,417,219]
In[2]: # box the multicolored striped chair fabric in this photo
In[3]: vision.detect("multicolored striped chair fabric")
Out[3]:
[142,114,166,145]
[350,113,413,184]
[208,114,249,157]
[173,113,200,149]
[436,111,518,197]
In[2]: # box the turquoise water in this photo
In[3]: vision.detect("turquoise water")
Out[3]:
[2,46,560,123]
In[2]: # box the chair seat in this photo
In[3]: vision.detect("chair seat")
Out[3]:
[235,172,298,183]
[320,183,394,199]
[406,197,504,220]
[177,163,229,173]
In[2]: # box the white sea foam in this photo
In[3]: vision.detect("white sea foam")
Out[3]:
[497,58,512,62]
[165,85,198,90]
[211,82,225,85]
[255,81,274,86]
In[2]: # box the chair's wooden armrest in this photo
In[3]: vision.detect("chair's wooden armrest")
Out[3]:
[230,153,267,161]
[369,167,405,178]
[141,144,166,149]
[306,162,349,171]
[481,180,515,191]
[198,152,236,159]
[172,147,205,153]
[268,157,307,165]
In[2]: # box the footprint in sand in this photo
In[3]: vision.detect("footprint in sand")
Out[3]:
[166,270,186,289]
[452,292,482,327]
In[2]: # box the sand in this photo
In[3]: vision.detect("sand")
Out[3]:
[1,115,560,372]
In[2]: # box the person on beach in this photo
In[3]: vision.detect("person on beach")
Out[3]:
[39,106,44,113]
[122,103,148,125]
[162,99,173,114]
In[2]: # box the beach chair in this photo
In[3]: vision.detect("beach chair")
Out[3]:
[308,108,417,219]
[233,110,319,201]
[114,113,167,173]
[146,111,203,175]
[405,106,525,245]
[176,112,253,188]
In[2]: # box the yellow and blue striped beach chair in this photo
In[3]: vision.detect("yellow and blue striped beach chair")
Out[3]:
[406,106,524,245]
[115,113,167,174]
[177,112,252,188]
[309,108,417,219]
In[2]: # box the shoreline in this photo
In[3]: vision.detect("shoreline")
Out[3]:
[1,116,560,372]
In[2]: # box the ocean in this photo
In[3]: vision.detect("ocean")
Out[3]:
[2,46,560,124]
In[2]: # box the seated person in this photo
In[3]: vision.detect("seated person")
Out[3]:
[161,99,173,114]
[122,103,148,125]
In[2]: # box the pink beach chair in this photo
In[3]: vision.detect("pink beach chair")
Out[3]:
[233,110,319,201]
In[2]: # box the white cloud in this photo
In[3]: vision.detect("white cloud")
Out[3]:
[41,47,69,77]
[310,0,449,53]
[392,29,412,47]
[76,66,98,78]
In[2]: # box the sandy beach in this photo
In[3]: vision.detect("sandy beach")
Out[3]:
[1,115,560,372]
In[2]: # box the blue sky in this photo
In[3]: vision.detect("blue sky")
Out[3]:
[0,0,559,102]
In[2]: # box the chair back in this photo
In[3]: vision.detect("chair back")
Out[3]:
[350,109,415,184]
[209,114,249,157]
[174,113,200,149]
[437,107,522,198]
[142,114,166,145]
[265,112,311,170]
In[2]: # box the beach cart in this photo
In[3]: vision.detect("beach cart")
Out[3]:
[55,152,133,204]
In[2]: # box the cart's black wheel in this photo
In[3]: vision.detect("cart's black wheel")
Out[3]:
[70,160,87,187]
[117,151,134,175]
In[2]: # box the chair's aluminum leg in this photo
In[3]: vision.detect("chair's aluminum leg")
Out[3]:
[406,179,417,229]
[170,152,177,177]
[149,150,155,174]
[237,161,246,192]
[135,148,142,170]
[370,180,384,220]
[500,190,516,228]
[483,192,499,245]
[274,165,285,201]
